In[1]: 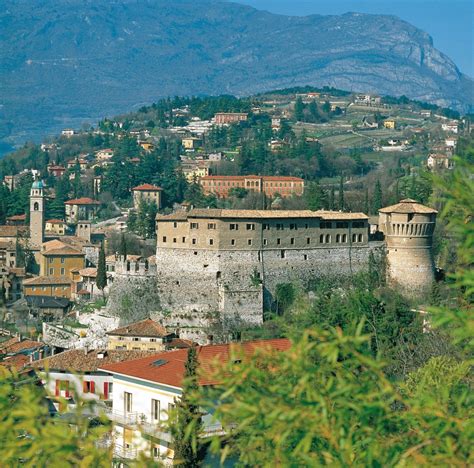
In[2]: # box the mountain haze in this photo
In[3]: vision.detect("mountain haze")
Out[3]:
[1,0,472,148]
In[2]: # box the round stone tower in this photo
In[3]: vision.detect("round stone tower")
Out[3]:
[379,199,437,298]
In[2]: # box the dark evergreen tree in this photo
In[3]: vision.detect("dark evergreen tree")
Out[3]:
[329,186,335,210]
[119,232,127,260]
[96,244,107,298]
[338,177,345,211]
[171,346,202,468]
[294,96,305,122]
[371,179,383,214]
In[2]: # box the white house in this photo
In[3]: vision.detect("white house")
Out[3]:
[32,349,155,413]
[99,338,291,463]
[441,121,459,134]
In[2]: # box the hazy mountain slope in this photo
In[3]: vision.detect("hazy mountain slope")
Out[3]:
[1,0,472,148]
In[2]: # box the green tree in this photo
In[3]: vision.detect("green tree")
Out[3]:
[119,232,127,260]
[170,346,203,467]
[371,179,383,214]
[294,96,304,122]
[304,181,326,211]
[329,185,335,210]
[95,244,107,298]
[338,176,344,210]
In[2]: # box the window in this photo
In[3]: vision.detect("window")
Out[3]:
[336,222,349,229]
[124,392,132,413]
[358,234,363,242]
[280,250,285,258]
[83,380,95,394]
[190,223,199,229]
[48,257,53,264]
[277,238,281,245]
[304,223,309,229]
[352,233,357,242]
[263,239,268,246]
[263,223,270,230]
[150,338,157,342]
[49,268,54,275]
[231,239,235,246]
[173,238,177,243]
[247,239,252,246]
[162,236,167,242]
[153,446,160,458]
[151,399,160,422]
[320,222,332,229]
[182,237,186,243]
[342,234,347,243]
[229,223,239,230]
[276,223,284,230]
[60,268,65,275]
[303,254,308,260]
[352,221,365,228]
[173,222,178,228]
[208,223,216,230]
[133,337,140,342]
[325,234,331,243]
[209,239,214,246]
[289,223,297,230]
[290,238,295,245]
[336,234,341,243]
[167,403,175,418]
[192,238,197,245]
[61,258,65,264]
[246,223,255,230]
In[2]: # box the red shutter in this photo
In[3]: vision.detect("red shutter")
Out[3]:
[90,381,95,394]
[55,380,60,397]
[65,381,70,398]
[83,380,88,393]
[103,382,109,400]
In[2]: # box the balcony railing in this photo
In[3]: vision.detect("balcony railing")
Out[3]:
[112,444,138,460]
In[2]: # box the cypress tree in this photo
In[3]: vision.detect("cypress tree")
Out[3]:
[96,244,107,298]
[371,180,383,214]
[119,233,127,261]
[171,346,202,467]
[329,186,335,210]
[294,96,305,122]
[364,187,370,215]
[338,177,344,211]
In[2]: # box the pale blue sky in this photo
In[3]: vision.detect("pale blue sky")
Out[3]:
[235,0,473,77]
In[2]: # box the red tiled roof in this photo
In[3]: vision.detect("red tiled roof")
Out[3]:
[100,338,291,389]
[0,353,30,370]
[0,338,44,354]
[46,219,65,224]
[7,214,26,221]
[200,175,303,182]
[132,183,162,192]
[107,319,169,338]
[65,197,100,205]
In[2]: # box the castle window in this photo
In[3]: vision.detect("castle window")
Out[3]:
[190,223,199,229]
[246,223,255,230]
[336,234,340,243]
[290,238,295,245]
[263,224,270,230]
[209,239,214,246]
[182,237,186,243]
[276,223,284,230]
[358,234,363,242]
[194,251,198,255]
[280,250,285,258]
[192,238,197,245]
[352,221,365,228]
[208,223,216,230]
[247,239,252,246]
[263,239,267,246]
[289,223,297,230]
[231,239,235,246]
[305,224,309,229]
[303,254,308,260]
[49,268,54,275]
[276,238,281,245]
[173,238,177,243]
[336,222,349,229]
[342,234,347,243]
[306,237,310,244]
[352,233,357,242]
[325,234,331,243]
[320,222,332,229]
[162,236,167,242]
[33,202,39,211]
[173,222,178,228]
[229,223,239,230]
[320,234,324,243]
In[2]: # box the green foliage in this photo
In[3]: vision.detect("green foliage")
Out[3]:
[371,179,383,214]
[0,368,111,466]
[274,283,296,315]
[95,244,107,294]
[169,346,203,467]
[119,232,127,260]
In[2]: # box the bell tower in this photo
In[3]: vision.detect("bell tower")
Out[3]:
[379,199,437,298]
[30,179,45,249]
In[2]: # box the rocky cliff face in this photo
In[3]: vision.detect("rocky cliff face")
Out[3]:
[1,0,472,147]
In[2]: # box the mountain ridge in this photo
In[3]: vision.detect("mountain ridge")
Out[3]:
[1,0,472,150]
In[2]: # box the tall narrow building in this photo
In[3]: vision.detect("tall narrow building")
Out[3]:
[378,199,437,298]
[29,179,45,249]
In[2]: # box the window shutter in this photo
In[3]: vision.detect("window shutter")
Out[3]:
[65,381,70,398]
[55,380,60,397]
[90,381,95,394]
[104,382,108,400]
[83,380,88,393]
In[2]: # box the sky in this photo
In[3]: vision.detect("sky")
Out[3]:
[235,0,473,77]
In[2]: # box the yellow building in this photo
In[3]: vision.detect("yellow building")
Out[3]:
[106,319,175,351]
[182,137,202,150]
[45,219,67,236]
[131,184,162,209]
[384,119,396,129]
[139,141,155,152]
[23,276,73,298]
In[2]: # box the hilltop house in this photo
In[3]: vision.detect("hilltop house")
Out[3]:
[214,112,248,125]
[65,197,100,224]
[131,184,162,210]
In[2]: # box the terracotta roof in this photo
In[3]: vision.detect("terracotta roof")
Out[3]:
[132,183,163,192]
[0,226,28,238]
[100,338,291,388]
[42,246,84,256]
[48,165,66,171]
[0,241,15,250]
[0,338,44,354]
[46,219,65,224]
[32,349,157,373]
[78,289,91,296]
[8,267,26,276]
[23,276,72,286]
[200,175,303,182]
[107,319,169,338]
[165,338,195,350]
[158,209,368,221]
[0,353,30,370]
[79,267,97,277]
[7,214,26,221]
[379,199,438,214]
[65,197,100,206]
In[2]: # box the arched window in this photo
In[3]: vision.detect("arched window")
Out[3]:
[325,234,331,243]
[342,234,347,243]
[336,234,340,243]
[358,234,363,242]
[33,202,39,211]
[319,234,324,243]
